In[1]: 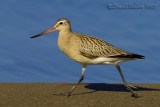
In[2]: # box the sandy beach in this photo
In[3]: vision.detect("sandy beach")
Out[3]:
[0,83,159,107]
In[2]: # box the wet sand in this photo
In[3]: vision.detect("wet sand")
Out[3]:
[0,83,159,107]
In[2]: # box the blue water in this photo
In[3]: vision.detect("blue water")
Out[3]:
[0,0,160,83]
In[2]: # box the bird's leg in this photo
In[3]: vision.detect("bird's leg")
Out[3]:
[114,64,139,98]
[67,65,87,97]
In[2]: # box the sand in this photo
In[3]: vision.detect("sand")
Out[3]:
[0,83,159,107]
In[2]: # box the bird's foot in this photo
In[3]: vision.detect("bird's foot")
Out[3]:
[124,83,137,90]
[124,83,140,98]
[128,84,137,89]
[131,92,140,98]
[66,92,72,97]
[57,92,72,97]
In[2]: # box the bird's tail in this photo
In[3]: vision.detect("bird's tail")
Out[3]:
[109,53,145,59]
[129,53,145,59]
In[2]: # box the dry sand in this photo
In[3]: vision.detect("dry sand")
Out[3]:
[0,83,159,107]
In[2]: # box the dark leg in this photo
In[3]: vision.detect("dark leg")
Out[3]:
[67,64,87,97]
[114,64,139,98]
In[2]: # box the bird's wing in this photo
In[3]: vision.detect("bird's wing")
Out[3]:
[79,34,130,58]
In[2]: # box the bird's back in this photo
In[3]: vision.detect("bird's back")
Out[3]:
[76,33,130,57]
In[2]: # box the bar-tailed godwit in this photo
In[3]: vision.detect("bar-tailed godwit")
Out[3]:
[31,18,144,98]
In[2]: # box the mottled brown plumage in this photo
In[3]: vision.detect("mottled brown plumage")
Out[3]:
[79,34,130,57]
[31,18,144,98]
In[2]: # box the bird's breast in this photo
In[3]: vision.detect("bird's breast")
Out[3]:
[57,33,79,60]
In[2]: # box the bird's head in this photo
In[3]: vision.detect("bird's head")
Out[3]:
[30,18,71,38]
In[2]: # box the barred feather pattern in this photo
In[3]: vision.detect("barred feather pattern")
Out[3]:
[78,34,130,58]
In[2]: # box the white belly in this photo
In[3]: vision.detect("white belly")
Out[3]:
[88,57,133,65]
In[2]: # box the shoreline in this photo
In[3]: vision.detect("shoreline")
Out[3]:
[0,83,159,107]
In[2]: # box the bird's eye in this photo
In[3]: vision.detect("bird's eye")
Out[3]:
[59,22,63,25]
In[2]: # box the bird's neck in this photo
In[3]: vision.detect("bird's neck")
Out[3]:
[58,27,72,41]
[58,28,73,56]
[59,27,72,35]
[58,28,72,45]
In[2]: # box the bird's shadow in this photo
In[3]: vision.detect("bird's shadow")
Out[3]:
[72,83,160,96]
[85,83,159,92]
[53,83,160,97]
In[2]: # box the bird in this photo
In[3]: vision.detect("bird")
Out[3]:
[30,18,144,98]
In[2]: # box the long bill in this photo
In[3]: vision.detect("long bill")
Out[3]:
[30,27,56,38]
